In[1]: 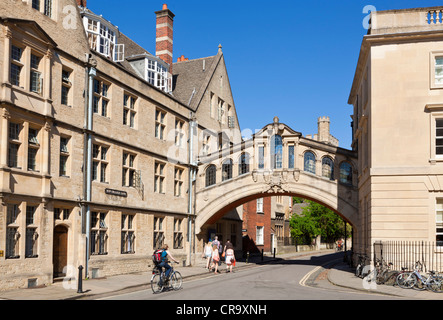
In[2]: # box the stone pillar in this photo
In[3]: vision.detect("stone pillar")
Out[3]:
[2,25,12,104]
[41,121,51,198]
[0,108,11,194]
[0,108,10,168]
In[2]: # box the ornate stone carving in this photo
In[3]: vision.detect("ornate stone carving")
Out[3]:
[263,170,289,194]
[2,108,10,120]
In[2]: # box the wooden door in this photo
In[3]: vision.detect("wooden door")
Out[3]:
[53,225,68,278]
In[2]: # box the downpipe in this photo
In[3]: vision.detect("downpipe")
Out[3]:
[84,66,96,278]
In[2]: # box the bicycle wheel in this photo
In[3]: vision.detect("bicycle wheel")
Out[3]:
[396,272,416,289]
[411,274,426,291]
[170,271,183,291]
[151,274,164,294]
[427,277,443,293]
[376,269,389,285]
[384,271,399,286]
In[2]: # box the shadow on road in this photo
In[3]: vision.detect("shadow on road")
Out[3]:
[263,251,351,269]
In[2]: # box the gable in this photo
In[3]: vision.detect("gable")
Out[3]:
[254,118,302,139]
[1,18,57,48]
[172,55,216,107]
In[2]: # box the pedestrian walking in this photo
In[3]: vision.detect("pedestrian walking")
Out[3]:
[212,236,222,267]
[218,240,224,266]
[224,242,235,273]
[204,241,213,269]
[212,236,220,251]
[222,240,232,254]
[210,244,220,274]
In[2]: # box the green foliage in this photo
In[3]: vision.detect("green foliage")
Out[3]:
[290,198,351,245]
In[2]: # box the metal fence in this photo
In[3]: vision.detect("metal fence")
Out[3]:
[374,241,443,273]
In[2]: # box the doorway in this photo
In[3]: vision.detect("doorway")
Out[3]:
[53,225,68,278]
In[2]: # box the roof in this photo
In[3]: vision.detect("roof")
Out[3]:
[172,55,217,108]
[116,32,153,77]
[79,7,225,110]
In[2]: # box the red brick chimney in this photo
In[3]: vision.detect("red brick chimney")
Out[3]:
[155,4,175,73]
[76,0,86,7]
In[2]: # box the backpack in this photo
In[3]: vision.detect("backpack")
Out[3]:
[152,249,164,265]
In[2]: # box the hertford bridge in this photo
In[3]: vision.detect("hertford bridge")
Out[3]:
[194,117,358,236]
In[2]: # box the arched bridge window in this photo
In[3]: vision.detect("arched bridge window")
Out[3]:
[205,165,216,187]
[339,162,353,185]
[271,135,283,169]
[304,151,316,174]
[222,159,233,181]
[239,153,250,175]
[322,157,334,180]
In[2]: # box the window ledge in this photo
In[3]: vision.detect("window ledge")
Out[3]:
[429,158,443,164]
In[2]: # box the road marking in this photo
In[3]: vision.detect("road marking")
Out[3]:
[299,266,322,287]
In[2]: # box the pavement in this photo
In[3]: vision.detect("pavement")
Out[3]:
[1,250,443,300]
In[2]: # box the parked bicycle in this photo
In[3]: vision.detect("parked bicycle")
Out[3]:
[395,261,443,292]
[355,254,370,278]
[151,262,183,293]
[363,258,393,285]
[384,266,408,286]
[396,262,423,289]
[373,258,394,285]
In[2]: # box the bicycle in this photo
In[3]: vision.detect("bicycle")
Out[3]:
[394,261,443,292]
[151,261,183,293]
[396,262,423,289]
[363,258,392,285]
[384,266,408,286]
[374,259,393,285]
[336,243,343,252]
[412,270,443,292]
[355,254,370,278]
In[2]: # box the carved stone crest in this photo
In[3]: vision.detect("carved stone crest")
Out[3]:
[263,171,289,194]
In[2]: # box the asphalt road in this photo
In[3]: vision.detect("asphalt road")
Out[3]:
[99,252,403,301]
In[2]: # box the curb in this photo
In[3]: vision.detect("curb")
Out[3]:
[325,263,404,298]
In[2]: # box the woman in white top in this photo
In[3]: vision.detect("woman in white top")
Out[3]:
[204,241,213,269]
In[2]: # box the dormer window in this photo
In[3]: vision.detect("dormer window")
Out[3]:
[82,14,124,62]
[127,54,171,93]
[148,58,169,91]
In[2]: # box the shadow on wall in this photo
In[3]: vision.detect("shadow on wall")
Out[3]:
[242,234,263,256]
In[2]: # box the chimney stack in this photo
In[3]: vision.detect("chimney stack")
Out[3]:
[76,0,86,7]
[155,4,175,73]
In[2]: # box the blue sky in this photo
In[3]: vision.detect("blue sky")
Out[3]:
[87,0,443,149]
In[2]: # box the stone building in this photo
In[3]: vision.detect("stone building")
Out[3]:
[0,0,242,290]
[349,6,443,256]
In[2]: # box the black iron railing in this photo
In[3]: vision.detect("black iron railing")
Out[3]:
[374,241,443,273]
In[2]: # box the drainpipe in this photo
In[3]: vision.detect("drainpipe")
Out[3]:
[85,66,96,277]
[188,113,197,265]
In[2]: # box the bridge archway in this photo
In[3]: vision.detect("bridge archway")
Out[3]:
[195,117,358,239]
[195,169,358,235]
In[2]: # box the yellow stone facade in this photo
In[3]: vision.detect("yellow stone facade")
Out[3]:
[349,7,443,256]
[0,0,242,290]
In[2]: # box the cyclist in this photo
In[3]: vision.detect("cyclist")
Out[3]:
[157,244,179,284]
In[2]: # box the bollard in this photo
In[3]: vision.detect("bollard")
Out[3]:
[261,249,264,261]
[77,265,83,294]
[273,248,276,259]
[246,251,249,264]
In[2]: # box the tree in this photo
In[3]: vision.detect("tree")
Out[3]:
[290,198,350,245]
[290,213,320,245]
